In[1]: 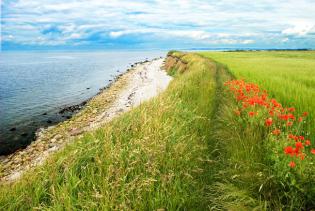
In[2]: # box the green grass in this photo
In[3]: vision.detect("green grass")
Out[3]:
[199,51,315,136]
[200,51,315,210]
[1,51,315,210]
[0,52,218,210]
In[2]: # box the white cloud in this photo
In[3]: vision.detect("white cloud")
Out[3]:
[165,30,210,40]
[2,0,315,48]
[282,21,315,36]
[282,37,289,42]
[109,29,157,38]
[241,39,255,44]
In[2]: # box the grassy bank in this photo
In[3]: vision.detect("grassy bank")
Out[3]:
[0,52,218,210]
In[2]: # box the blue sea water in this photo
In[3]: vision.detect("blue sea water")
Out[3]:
[0,50,165,155]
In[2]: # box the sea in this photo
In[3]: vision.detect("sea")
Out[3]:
[0,50,166,155]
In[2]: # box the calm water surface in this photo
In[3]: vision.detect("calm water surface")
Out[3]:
[0,50,165,155]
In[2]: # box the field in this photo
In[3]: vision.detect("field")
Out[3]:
[1,51,315,210]
[199,50,315,209]
[200,51,315,137]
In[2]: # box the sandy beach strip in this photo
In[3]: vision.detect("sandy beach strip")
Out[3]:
[0,58,172,182]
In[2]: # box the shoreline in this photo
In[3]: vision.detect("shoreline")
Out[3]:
[0,57,172,182]
[1,58,157,156]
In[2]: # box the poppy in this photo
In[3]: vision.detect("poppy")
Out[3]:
[248,111,256,117]
[284,146,294,155]
[295,142,303,149]
[286,121,293,127]
[305,140,311,146]
[288,107,295,112]
[272,129,281,136]
[265,118,273,126]
[289,161,296,168]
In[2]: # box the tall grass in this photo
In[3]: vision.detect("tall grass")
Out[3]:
[0,52,218,210]
[200,52,315,210]
[199,51,315,137]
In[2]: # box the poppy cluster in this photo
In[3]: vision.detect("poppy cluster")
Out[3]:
[224,79,314,168]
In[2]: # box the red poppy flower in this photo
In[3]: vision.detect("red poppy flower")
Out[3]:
[305,140,311,146]
[289,161,296,168]
[284,146,294,155]
[286,121,293,127]
[298,117,303,122]
[288,134,295,139]
[288,107,295,112]
[272,129,281,136]
[302,112,308,117]
[269,110,274,116]
[295,141,303,149]
[248,111,256,117]
[311,149,315,155]
[287,113,295,120]
[265,118,273,126]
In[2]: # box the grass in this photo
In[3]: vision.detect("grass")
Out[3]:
[199,51,315,137]
[0,52,218,210]
[1,51,315,210]
[200,51,315,210]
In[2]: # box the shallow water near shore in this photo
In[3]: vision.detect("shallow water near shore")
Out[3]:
[0,50,165,155]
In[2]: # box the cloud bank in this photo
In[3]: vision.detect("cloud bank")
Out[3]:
[1,0,315,50]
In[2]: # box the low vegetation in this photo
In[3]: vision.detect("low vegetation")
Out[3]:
[1,51,315,210]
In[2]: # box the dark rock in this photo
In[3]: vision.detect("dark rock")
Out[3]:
[9,127,16,132]
[21,133,28,137]
[42,112,47,115]
[86,87,90,90]
[47,120,52,124]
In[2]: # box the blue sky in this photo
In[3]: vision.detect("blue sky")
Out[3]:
[1,0,315,50]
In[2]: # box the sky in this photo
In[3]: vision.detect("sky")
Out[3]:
[1,0,315,51]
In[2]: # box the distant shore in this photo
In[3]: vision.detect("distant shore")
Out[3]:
[0,57,172,182]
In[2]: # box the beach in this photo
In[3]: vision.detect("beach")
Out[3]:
[0,57,172,182]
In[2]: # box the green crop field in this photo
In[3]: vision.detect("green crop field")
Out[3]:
[199,51,315,137]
